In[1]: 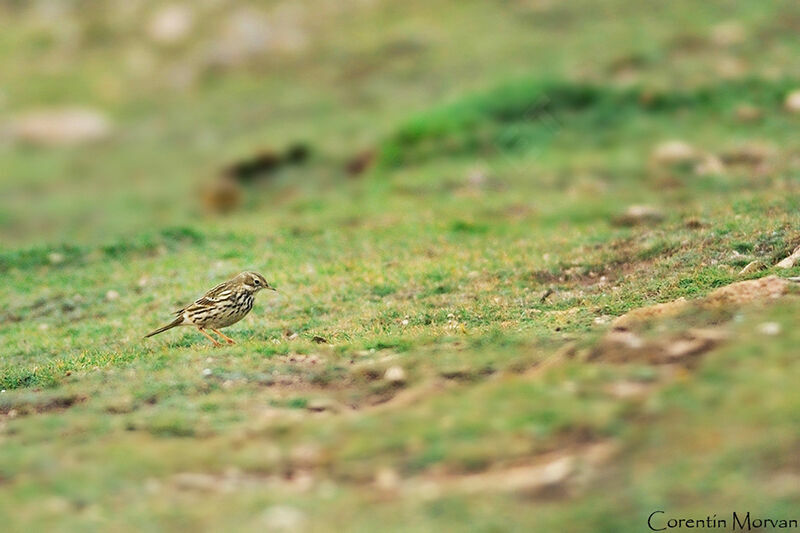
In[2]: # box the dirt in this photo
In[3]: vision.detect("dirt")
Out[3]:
[0,393,86,416]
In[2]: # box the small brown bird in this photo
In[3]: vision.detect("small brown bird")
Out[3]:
[145,271,276,346]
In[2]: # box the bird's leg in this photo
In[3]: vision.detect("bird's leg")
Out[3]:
[211,328,236,345]
[197,327,222,347]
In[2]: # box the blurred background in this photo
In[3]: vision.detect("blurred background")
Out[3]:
[3,1,800,531]
[3,0,798,246]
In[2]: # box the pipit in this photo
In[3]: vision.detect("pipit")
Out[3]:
[145,271,276,346]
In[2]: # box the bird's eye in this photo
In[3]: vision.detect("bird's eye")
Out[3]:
[254,279,260,285]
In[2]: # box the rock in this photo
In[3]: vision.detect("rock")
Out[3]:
[11,108,111,147]
[612,205,664,227]
[375,467,400,490]
[785,90,800,114]
[606,381,650,399]
[611,298,689,330]
[705,276,790,305]
[694,154,725,176]
[651,140,698,167]
[757,322,781,336]
[738,260,765,276]
[775,245,800,269]
[105,290,120,301]
[260,505,307,532]
[47,252,65,264]
[384,366,406,384]
[147,4,193,45]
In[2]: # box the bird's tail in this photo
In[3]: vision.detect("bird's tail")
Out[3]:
[144,316,184,338]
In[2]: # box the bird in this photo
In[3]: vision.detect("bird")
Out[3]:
[144,271,276,346]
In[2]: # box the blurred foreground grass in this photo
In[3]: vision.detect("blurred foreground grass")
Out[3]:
[2,0,800,531]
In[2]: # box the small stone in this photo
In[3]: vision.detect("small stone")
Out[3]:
[147,4,193,45]
[260,505,306,532]
[776,245,800,269]
[738,260,764,276]
[401,319,409,326]
[38,323,50,331]
[613,205,664,227]
[202,368,212,377]
[375,467,400,490]
[757,322,781,336]
[606,381,649,399]
[705,276,789,306]
[612,298,690,330]
[48,252,65,264]
[11,108,111,147]
[651,140,698,166]
[105,290,120,301]
[384,366,407,384]
[785,90,800,114]
[694,154,726,176]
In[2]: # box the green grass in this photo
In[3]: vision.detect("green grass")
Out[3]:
[2,0,800,531]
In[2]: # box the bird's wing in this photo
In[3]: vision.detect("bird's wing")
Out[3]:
[173,281,233,315]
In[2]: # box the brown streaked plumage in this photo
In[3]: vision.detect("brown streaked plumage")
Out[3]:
[144,271,276,346]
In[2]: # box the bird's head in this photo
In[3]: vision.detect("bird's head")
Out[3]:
[237,271,276,293]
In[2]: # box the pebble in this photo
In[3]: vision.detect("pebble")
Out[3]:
[785,90,800,113]
[260,505,307,532]
[613,205,664,227]
[105,290,120,301]
[147,4,193,45]
[757,322,781,336]
[11,108,111,147]
[651,140,698,166]
[775,245,800,269]
[737,260,764,276]
[384,366,407,384]
[48,252,65,264]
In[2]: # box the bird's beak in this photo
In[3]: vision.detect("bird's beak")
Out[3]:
[269,286,278,291]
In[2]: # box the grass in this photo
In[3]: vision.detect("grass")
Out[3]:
[2,0,800,531]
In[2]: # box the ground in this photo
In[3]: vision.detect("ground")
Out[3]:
[1,1,800,531]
